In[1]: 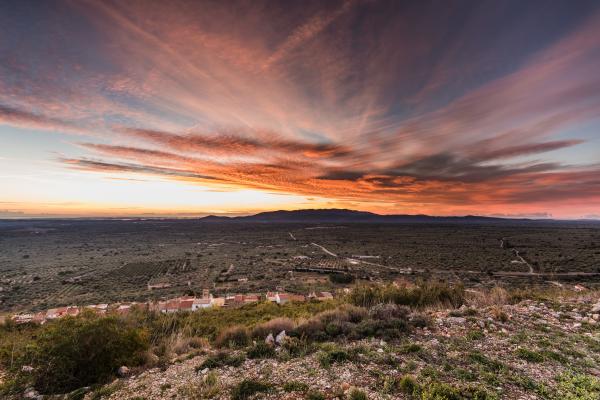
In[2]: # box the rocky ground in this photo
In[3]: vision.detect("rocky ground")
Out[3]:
[89,293,600,400]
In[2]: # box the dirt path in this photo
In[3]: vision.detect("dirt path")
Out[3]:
[289,232,296,241]
[514,249,534,274]
[500,238,534,274]
[311,242,337,257]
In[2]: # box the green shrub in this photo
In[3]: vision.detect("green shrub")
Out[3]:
[196,352,245,371]
[466,330,484,340]
[281,337,316,358]
[283,381,309,392]
[400,343,422,354]
[246,342,276,359]
[555,372,600,400]
[330,273,355,284]
[398,375,419,395]
[215,326,250,348]
[231,379,272,400]
[318,348,350,368]
[20,315,148,394]
[306,390,326,400]
[515,348,544,363]
[468,352,505,373]
[348,388,368,399]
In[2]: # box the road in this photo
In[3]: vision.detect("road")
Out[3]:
[311,243,337,257]
[514,249,534,274]
[289,232,296,241]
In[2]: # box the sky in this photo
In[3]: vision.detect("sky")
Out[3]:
[1,0,600,219]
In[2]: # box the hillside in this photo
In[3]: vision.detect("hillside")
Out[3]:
[3,284,599,400]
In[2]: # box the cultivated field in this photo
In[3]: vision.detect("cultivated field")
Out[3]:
[0,219,599,312]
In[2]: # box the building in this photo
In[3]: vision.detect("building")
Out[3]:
[178,299,194,312]
[309,291,334,301]
[192,298,212,310]
[46,307,69,319]
[274,293,306,304]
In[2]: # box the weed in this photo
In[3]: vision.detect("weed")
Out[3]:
[246,342,276,359]
[283,381,309,392]
[515,348,544,363]
[348,388,368,400]
[231,379,272,400]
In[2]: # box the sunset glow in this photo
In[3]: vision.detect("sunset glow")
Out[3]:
[1,1,600,218]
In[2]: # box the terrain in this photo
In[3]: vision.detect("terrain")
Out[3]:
[0,210,599,399]
[0,210,599,313]
[98,291,600,400]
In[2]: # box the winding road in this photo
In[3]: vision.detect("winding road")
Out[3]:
[311,243,337,257]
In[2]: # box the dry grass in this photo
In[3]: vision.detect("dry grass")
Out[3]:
[251,317,295,339]
[466,286,509,308]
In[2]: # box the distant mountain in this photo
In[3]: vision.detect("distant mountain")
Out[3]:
[198,208,515,223]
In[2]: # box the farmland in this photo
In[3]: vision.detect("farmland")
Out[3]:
[0,218,599,313]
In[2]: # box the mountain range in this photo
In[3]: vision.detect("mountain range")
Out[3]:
[199,208,534,223]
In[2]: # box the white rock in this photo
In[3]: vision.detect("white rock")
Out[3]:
[118,365,130,377]
[447,317,466,324]
[23,388,40,399]
[275,330,287,345]
[21,365,34,372]
[591,303,600,313]
[265,333,275,345]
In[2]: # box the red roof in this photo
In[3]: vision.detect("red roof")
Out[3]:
[179,300,194,310]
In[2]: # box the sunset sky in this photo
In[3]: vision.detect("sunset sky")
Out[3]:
[1,0,600,218]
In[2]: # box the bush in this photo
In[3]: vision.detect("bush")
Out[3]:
[329,273,355,284]
[280,337,316,358]
[555,372,600,400]
[515,348,544,363]
[246,342,276,359]
[306,390,326,400]
[196,352,245,370]
[318,348,349,368]
[352,317,410,340]
[231,379,272,400]
[21,315,148,394]
[251,318,294,339]
[294,318,327,341]
[283,381,309,392]
[398,375,419,395]
[215,326,250,348]
[466,330,484,340]
[369,303,410,320]
[400,343,422,354]
[349,281,464,309]
[348,388,368,399]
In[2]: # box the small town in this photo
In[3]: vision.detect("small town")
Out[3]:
[9,290,335,325]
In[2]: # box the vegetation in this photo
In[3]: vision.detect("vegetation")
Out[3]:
[230,379,272,400]
[1,313,148,394]
[349,281,465,309]
[1,280,599,398]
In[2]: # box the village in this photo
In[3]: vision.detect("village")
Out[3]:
[9,289,335,325]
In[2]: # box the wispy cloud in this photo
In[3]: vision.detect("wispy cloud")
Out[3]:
[1,1,599,215]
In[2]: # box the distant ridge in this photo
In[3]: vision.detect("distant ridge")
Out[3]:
[199,208,519,223]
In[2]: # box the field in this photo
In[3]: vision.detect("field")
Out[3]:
[0,219,599,312]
